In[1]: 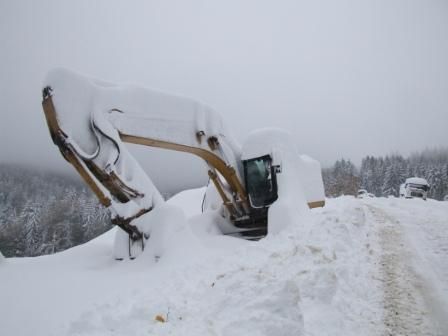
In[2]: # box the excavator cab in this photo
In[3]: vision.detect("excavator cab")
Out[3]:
[231,154,281,239]
[243,155,278,208]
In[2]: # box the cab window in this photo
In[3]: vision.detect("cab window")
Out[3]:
[243,155,278,208]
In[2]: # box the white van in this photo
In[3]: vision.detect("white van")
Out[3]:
[399,177,430,200]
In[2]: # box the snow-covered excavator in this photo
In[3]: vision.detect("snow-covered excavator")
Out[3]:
[42,69,325,258]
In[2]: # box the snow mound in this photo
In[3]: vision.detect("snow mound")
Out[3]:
[58,196,381,336]
[16,189,448,335]
[166,187,205,218]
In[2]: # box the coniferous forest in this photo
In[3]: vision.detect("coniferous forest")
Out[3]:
[0,164,111,257]
[1,148,447,258]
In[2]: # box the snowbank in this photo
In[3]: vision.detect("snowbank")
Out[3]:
[8,191,447,335]
[0,250,4,263]
[2,190,447,336]
[65,195,384,336]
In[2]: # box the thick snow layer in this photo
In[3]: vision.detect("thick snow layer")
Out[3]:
[405,177,429,186]
[2,191,447,336]
[45,68,221,152]
[241,128,293,161]
[44,68,243,177]
[267,154,309,234]
[297,155,325,204]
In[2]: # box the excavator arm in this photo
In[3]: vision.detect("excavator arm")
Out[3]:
[42,69,251,242]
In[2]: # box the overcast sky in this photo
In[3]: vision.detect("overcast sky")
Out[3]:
[1,0,447,193]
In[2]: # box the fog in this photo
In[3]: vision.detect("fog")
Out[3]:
[1,0,447,194]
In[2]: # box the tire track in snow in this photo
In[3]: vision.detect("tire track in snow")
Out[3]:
[366,205,440,336]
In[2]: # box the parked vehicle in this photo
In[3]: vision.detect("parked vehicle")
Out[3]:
[357,189,374,198]
[399,177,430,200]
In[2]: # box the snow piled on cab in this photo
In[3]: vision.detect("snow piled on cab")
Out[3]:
[242,128,309,234]
[241,128,293,161]
[241,129,325,234]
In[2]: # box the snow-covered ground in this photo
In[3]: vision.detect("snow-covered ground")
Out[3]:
[1,190,447,336]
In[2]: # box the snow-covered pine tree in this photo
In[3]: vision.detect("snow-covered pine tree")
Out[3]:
[20,200,44,256]
[382,155,406,197]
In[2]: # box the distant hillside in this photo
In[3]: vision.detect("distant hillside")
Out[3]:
[0,164,111,257]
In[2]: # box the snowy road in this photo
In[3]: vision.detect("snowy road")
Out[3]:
[0,192,447,336]
[364,198,448,336]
